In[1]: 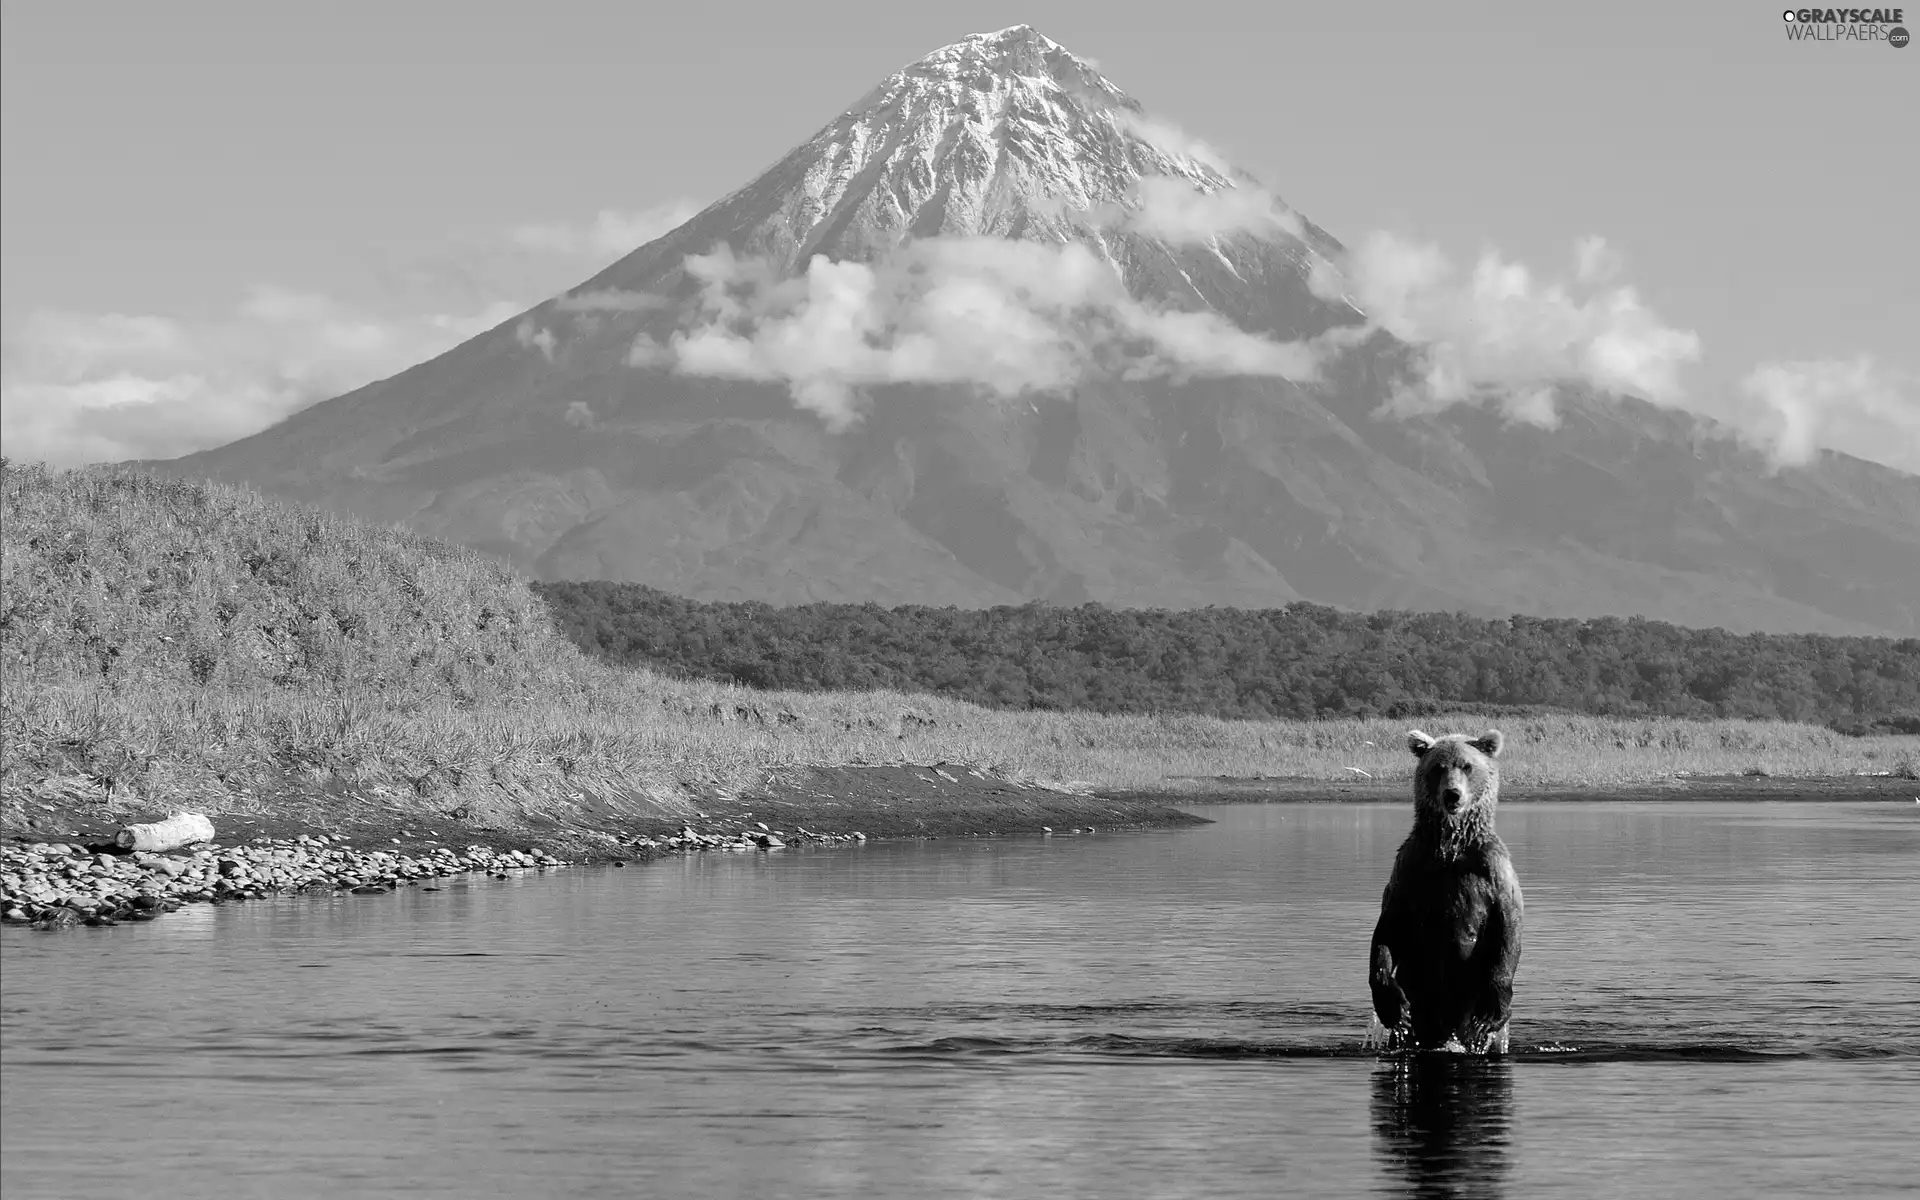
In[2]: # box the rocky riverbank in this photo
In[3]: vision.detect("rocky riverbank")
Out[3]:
[0,819,888,931]
[1,761,1208,932]
[0,837,558,930]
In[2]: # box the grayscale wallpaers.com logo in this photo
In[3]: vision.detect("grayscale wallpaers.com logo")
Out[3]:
[1781,7,1910,44]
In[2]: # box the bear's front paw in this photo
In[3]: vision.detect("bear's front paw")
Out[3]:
[1463,1023,1510,1056]
[1364,1013,1406,1052]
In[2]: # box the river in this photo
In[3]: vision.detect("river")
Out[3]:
[3,800,1916,1198]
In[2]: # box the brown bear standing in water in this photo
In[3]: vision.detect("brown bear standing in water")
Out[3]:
[1369,729,1523,1054]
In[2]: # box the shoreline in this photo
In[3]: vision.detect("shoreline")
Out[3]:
[4,764,1210,859]
[1116,772,1920,806]
[5,768,1910,932]
[0,765,1206,929]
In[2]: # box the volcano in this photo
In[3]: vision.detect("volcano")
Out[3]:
[153,26,1920,635]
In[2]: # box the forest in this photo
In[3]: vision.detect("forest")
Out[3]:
[532,582,1920,733]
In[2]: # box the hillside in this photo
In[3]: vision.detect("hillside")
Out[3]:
[143,26,1920,638]
[4,463,1908,845]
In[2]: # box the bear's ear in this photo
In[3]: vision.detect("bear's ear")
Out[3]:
[1471,729,1505,759]
[1407,730,1435,757]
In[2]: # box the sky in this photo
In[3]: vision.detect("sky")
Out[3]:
[2,0,1915,471]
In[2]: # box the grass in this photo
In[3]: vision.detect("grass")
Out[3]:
[4,460,1914,832]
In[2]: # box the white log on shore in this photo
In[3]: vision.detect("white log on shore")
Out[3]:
[114,812,216,853]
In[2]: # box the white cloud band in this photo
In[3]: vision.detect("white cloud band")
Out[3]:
[1312,232,1704,428]
[630,238,1323,430]
[1,289,518,466]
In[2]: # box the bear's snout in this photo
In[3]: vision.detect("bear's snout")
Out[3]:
[1442,786,1466,812]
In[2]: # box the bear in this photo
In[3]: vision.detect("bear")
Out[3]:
[1368,729,1523,1054]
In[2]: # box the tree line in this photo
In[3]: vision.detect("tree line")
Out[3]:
[531,582,1920,732]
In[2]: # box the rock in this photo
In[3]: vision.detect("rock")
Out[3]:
[350,885,389,895]
[31,909,83,931]
[114,812,216,852]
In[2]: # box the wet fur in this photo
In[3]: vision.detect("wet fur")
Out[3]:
[1369,729,1524,1054]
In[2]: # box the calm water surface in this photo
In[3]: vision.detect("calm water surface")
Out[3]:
[4,801,1917,1199]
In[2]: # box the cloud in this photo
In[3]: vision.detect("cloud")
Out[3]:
[1,196,708,468]
[1115,176,1305,244]
[632,238,1323,430]
[508,203,699,258]
[1307,231,1917,470]
[1104,115,1309,240]
[514,318,557,362]
[359,206,693,319]
[1573,234,1621,285]
[1313,232,1703,427]
[1733,358,1919,472]
[1116,112,1237,179]
[0,289,518,467]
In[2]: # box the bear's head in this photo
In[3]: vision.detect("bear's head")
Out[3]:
[1407,729,1504,841]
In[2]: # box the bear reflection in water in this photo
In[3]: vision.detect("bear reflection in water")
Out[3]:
[1371,1056,1515,1200]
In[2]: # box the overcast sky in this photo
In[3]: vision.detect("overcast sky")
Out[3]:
[3,0,1914,470]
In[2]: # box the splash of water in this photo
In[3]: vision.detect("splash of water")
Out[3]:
[1363,1013,1510,1056]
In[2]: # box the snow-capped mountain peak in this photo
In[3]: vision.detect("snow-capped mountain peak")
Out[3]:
[683,26,1315,279]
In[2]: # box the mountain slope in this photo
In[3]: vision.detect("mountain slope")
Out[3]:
[151,26,1920,636]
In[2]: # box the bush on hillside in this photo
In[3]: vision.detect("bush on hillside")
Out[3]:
[0,459,617,818]
[1,459,583,707]
[533,581,1920,725]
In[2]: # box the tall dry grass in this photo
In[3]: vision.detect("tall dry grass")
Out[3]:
[4,461,1912,829]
